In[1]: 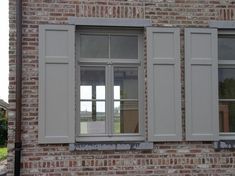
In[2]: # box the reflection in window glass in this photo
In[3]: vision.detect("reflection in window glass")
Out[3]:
[114,86,120,100]
[114,67,138,99]
[80,66,105,86]
[113,101,139,134]
[80,101,92,112]
[96,101,105,114]
[219,101,235,132]
[218,36,235,60]
[80,101,105,134]
[80,86,92,100]
[113,67,139,134]
[219,68,235,99]
[80,66,106,135]
[96,86,105,100]
[110,35,138,59]
[80,34,109,58]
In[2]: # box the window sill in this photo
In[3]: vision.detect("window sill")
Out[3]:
[214,140,235,150]
[69,142,153,151]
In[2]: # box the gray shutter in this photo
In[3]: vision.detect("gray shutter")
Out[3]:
[39,25,75,143]
[147,28,182,141]
[185,28,219,141]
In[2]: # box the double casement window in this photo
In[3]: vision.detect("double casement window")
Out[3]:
[38,19,235,145]
[218,31,235,138]
[38,24,183,144]
[77,29,144,141]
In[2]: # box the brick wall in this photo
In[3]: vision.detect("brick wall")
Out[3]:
[8,0,235,175]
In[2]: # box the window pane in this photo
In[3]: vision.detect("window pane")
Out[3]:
[114,86,120,99]
[218,36,235,60]
[80,86,92,99]
[110,35,138,59]
[96,86,105,100]
[80,66,105,100]
[114,67,138,99]
[113,101,138,134]
[80,66,106,135]
[80,101,106,134]
[80,101,92,112]
[219,68,235,99]
[80,34,109,58]
[219,101,235,132]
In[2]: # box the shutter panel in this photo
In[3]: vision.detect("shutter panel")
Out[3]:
[39,25,75,143]
[185,28,219,141]
[147,28,182,141]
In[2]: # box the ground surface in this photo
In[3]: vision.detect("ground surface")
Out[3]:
[0,159,6,175]
[0,147,7,175]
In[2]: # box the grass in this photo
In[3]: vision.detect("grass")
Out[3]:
[0,147,7,161]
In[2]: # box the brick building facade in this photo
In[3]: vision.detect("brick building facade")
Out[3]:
[8,0,235,175]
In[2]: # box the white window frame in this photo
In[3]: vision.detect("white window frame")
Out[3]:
[75,27,145,142]
[218,30,235,140]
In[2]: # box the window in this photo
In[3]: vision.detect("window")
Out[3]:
[218,31,235,138]
[76,28,144,141]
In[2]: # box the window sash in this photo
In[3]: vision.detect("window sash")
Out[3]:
[76,29,144,141]
[218,31,235,138]
[218,66,235,137]
[78,64,143,138]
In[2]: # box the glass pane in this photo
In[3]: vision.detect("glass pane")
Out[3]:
[80,34,109,58]
[114,86,120,99]
[80,66,105,100]
[110,35,138,59]
[219,68,235,99]
[96,86,105,100]
[80,101,105,134]
[114,67,138,99]
[80,66,106,135]
[218,35,235,60]
[113,101,139,134]
[219,101,235,132]
[80,86,91,99]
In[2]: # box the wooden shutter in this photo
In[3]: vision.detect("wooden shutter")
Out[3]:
[185,28,219,141]
[39,25,75,143]
[147,28,182,141]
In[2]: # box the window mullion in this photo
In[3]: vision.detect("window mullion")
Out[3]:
[106,65,113,136]
[108,34,111,59]
[138,64,144,136]
[77,64,81,137]
[110,65,114,136]
[105,65,110,136]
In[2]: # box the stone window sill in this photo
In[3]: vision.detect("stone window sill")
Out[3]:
[69,142,153,151]
[214,140,235,150]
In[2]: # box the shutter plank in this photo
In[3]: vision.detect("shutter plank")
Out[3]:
[185,28,219,141]
[39,25,75,144]
[147,28,182,141]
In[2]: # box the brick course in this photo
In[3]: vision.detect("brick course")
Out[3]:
[8,0,235,175]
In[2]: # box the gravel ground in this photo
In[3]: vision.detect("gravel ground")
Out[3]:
[0,160,7,175]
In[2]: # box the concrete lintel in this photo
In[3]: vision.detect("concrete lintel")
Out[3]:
[209,20,235,29]
[68,17,152,27]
